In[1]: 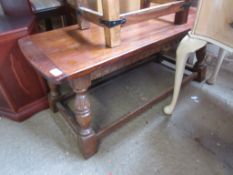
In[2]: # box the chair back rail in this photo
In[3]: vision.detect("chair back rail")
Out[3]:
[76,0,190,47]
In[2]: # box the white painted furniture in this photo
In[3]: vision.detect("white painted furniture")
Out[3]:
[164,0,233,115]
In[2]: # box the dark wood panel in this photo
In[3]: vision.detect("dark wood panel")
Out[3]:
[0,85,10,111]
[0,2,48,121]
[0,0,32,17]
[0,41,47,111]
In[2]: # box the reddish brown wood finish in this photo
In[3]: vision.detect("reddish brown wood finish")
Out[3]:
[19,9,197,84]
[19,9,197,158]
[0,4,48,122]
[174,0,190,25]
[70,76,98,158]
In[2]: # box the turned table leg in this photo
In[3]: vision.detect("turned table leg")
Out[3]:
[193,46,207,82]
[70,76,97,159]
[163,34,207,115]
[48,81,60,113]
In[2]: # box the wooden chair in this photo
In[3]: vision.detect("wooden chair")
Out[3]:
[0,0,48,121]
[67,0,191,47]
[163,0,233,115]
[29,0,68,30]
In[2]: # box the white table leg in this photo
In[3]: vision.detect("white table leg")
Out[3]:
[207,48,227,85]
[163,35,207,115]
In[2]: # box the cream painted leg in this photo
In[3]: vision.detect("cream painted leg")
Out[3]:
[163,35,207,115]
[207,48,227,85]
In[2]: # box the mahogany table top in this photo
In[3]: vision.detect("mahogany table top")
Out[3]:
[19,9,196,83]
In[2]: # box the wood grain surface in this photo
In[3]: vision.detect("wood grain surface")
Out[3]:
[19,9,196,83]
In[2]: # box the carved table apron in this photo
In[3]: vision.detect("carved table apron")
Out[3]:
[19,9,205,158]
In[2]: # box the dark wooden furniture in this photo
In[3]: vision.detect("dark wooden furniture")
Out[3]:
[19,9,206,158]
[0,0,32,17]
[30,0,69,31]
[0,0,48,122]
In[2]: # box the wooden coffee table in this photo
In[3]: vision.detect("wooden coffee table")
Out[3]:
[19,9,206,158]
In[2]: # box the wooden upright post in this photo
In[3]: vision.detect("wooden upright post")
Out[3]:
[174,0,191,25]
[76,0,90,29]
[48,82,60,112]
[70,76,97,159]
[140,0,150,9]
[101,0,121,47]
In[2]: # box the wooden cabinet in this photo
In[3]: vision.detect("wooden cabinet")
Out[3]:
[0,16,48,122]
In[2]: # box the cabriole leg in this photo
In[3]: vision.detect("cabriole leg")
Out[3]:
[70,76,97,159]
[207,48,226,85]
[163,35,207,115]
